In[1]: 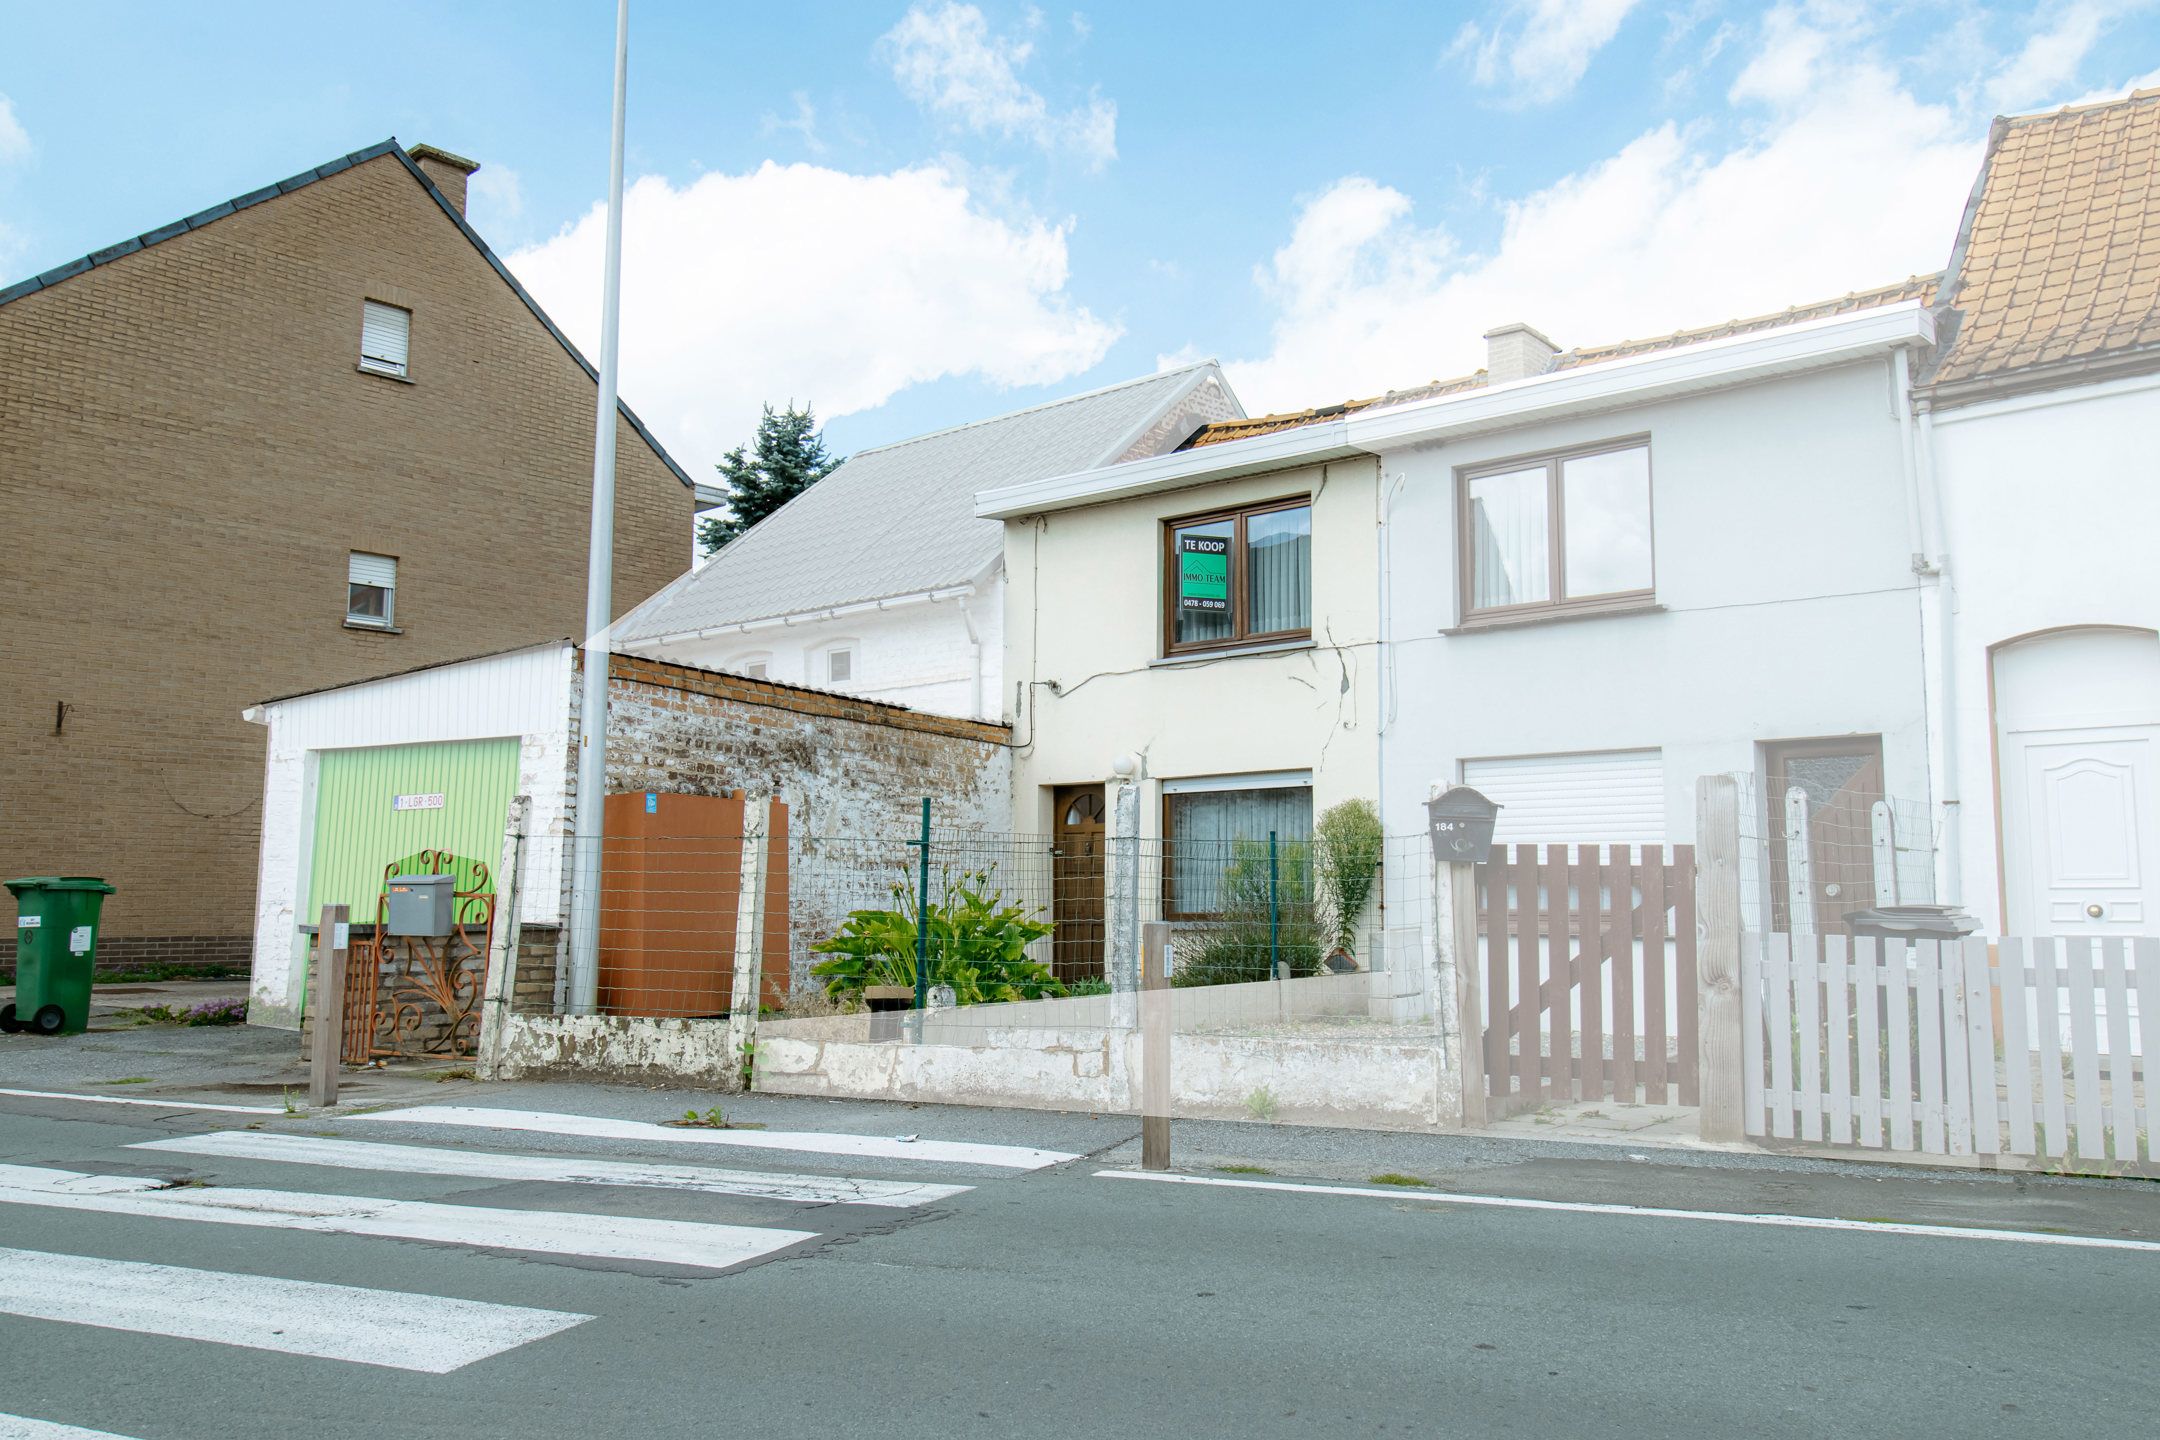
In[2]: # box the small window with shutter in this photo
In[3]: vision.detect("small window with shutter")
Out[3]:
[347,552,397,628]
[359,301,412,378]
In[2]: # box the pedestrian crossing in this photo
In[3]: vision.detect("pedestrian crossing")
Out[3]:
[0,1102,1042,1427]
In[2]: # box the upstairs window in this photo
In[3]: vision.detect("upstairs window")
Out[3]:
[347,552,397,628]
[825,647,855,685]
[1461,441,1653,622]
[359,300,411,378]
[1163,497,1312,655]
[733,654,771,680]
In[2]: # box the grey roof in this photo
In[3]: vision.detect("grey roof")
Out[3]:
[0,138,693,491]
[618,362,1232,640]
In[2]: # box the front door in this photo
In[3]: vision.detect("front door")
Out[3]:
[1764,736,1886,934]
[2006,728,2159,936]
[1051,786,1106,982]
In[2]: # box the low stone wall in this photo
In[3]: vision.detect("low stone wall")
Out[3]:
[490,1012,741,1088]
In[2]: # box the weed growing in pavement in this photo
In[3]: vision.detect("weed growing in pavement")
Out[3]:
[94,1077,154,1086]
[1244,1086,1279,1122]
[129,998,248,1027]
[281,1089,300,1116]
[1217,1164,1273,1175]
[430,1067,477,1083]
[1369,1174,1432,1187]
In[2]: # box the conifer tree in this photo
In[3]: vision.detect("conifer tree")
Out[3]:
[696,403,842,555]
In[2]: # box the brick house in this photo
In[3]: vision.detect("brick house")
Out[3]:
[0,138,695,972]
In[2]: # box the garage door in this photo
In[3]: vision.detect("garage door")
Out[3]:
[1461,749,1664,845]
[306,738,519,916]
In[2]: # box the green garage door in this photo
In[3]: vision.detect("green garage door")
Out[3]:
[305,739,520,918]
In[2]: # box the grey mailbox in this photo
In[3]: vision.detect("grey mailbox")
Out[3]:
[385,873,456,937]
[1427,786,1502,866]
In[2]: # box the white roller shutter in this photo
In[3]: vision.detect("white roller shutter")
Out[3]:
[1461,749,1664,845]
[348,552,398,589]
[360,301,411,376]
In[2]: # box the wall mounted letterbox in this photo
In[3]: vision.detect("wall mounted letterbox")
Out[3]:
[1426,786,1501,865]
[386,873,456,937]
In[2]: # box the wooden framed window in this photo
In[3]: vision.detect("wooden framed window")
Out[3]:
[1162,496,1312,655]
[1458,439,1654,623]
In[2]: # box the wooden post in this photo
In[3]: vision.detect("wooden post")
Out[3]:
[724,799,770,1092]
[1140,921,1170,1169]
[1696,775,1746,1141]
[1431,847,1483,1127]
[477,795,530,1082]
[309,904,350,1109]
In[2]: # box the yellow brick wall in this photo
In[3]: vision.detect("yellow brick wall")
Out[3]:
[0,152,692,963]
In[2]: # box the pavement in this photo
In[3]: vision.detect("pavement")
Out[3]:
[0,1018,2154,1437]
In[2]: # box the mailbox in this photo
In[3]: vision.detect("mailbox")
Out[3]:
[385,873,457,937]
[1426,786,1501,865]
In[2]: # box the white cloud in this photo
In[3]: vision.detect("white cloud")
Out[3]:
[0,94,29,164]
[2070,63,2160,105]
[882,2,1117,168]
[467,164,523,229]
[1987,2,2139,110]
[506,162,1120,477]
[1449,0,1643,103]
[760,93,827,156]
[1226,59,1980,411]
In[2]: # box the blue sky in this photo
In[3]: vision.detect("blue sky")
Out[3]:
[3,2,2157,476]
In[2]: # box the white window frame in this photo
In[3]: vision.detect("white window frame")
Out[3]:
[359,300,412,379]
[823,645,857,686]
[346,552,397,629]
[731,651,773,681]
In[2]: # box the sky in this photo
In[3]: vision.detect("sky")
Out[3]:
[3,1,2157,480]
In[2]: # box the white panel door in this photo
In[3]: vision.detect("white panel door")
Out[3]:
[2010,728,2159,935]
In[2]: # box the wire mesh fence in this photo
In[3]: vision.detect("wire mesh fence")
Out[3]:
[1733,771,1940,937]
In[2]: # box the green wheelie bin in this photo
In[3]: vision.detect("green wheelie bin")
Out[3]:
[4,877,116,1036]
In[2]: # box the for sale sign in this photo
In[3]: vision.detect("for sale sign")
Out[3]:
[1178,533,1229,612]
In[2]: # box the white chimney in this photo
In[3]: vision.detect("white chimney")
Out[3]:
[1484,323,1560,383]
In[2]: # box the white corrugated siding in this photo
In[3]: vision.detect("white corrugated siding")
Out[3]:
[360,301,411,375]
[1462,749,1665,845]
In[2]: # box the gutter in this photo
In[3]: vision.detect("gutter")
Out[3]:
[624,584,978,651]
[976,302,1935,520]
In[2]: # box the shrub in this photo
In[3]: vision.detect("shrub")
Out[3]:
[812,865,1061,1006]
[1170,837,1323,987]
[1314,798,1384,961]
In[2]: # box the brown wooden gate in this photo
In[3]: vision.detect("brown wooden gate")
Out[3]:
[1051,786,1106,982]
[1474,843,1698,1115]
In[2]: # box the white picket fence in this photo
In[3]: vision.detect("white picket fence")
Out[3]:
[1741,933,2153,1167]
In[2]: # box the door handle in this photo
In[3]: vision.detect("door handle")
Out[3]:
[2087,903,2105,919]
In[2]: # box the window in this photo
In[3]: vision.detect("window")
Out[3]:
[1163,497,1312,654]
[1461,441,1653,621]
[731,652,772,680]
[1162,772,1314,916]
[825,647,855,685]
[346,552,396,628]
[359,300,411,378]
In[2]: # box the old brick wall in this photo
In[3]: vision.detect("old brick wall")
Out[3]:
[297,923,560,1060]
[0,149,692,969]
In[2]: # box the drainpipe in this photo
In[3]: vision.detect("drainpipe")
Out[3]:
[1898,344,1960,906]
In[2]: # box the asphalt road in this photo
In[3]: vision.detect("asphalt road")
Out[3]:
[0,1086,2152,1439]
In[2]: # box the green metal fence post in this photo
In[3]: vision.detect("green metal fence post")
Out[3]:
[1268,829,1280,981]
[914,796,932,1011]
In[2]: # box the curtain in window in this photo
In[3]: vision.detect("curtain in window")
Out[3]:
[1168,786,1314,913]
[1246,506,1311,634]
[1467,467,1549,609]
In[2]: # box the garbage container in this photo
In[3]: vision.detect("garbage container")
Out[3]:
[1843,904,1979,942]
[3,877,116,1036]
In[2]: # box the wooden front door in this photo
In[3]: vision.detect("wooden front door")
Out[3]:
[1052,786,1107,982]
[1765,736,1886,934]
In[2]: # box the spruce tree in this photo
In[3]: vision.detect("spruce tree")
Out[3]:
[696,403,843,555]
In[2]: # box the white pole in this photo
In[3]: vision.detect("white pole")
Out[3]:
[568,0,630,1016]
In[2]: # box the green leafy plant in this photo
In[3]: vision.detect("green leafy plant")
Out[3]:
[1172,838,1323,987]
[812,865,1061,1006]
[1064,976,1112,998]
[1314,799,1384,962]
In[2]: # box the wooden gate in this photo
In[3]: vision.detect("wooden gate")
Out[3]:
[1475,843,1699,1115]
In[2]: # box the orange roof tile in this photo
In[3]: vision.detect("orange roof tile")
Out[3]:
[1927,88,2160,390]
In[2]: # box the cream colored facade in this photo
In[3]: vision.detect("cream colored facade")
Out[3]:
[1002,457,1382,837]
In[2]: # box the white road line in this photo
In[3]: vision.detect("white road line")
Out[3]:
[354,1105,1078,1171]
[0,1246,586,1373]
[131,1132,972,1208]
[0,1415,145,1439]
[1097,1170,2160,1254]
[0,1088,282,1115]
[0,1164,818,1271]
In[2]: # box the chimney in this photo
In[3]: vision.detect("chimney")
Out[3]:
[1483,323,1560,383]
[407,143,481,217]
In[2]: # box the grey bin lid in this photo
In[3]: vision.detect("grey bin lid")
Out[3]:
[1842,904,1979,938]
[389,873,456,888]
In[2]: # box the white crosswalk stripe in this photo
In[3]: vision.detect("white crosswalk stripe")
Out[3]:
[0,1415,147,1439]
[0,1247,589,1373]
[353,1105,1078,1170]
[0,1163,818,1271]
[130,1131,973,1207]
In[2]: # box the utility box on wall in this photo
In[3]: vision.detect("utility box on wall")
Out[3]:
[597,790,792,1018]
[385,873,457,937]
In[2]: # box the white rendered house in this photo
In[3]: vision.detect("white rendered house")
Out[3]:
[615,363,1243,722]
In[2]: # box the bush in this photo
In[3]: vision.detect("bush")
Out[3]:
[1314,798,1383,961]
[811,865,1061,1006]
[1170,837,1323,987]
